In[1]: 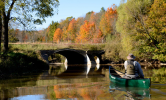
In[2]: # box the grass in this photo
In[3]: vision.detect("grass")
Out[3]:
[9,43,105,51]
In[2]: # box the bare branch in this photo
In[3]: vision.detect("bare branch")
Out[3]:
[7,0,16,19]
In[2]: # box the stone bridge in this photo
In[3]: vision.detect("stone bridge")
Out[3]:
[40,48,105,65]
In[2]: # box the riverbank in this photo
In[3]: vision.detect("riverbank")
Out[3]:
[0,50,48,80]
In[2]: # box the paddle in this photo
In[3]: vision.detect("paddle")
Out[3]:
[110,66,132,78]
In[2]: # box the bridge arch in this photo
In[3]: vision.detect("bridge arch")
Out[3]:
[40,48,87,64]
[40,49,105,65]
[53,48,87,64]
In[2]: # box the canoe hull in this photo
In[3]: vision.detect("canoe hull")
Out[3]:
[109,66,151,89]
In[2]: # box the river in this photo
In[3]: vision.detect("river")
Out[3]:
[0,64,166,100]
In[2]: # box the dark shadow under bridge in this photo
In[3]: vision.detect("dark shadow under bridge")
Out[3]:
[40,48,105,65]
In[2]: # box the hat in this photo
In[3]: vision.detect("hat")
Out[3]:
[127,53,135,60]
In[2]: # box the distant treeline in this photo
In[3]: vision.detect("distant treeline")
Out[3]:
[8,0,166,62]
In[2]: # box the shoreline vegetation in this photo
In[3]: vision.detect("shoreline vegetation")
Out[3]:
[0,43,165,82]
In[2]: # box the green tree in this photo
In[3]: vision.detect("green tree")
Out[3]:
[0,0,59,51]
[100,7,105,12]
[116,0,153,57]
[144,0,166,61]
[47,21,59,42]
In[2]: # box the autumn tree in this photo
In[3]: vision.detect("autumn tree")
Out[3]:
[99,5,117,39]
[93,29,103,43]
[75,17,84,34]
[89,12,96,23]
[89,12,100,31]
[53,28,63,43]
[66,18,77,42]
[58,16,73,42]
[61,26,68,42]
[76,20,95,43]
[0,0,59,51]
[89,11,104,43]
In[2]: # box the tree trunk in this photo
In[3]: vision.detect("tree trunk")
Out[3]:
[0,11,2,53]
[3,18,9,51]
[1,0,15,52]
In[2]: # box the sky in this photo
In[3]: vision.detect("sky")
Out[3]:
[35,0,122,30]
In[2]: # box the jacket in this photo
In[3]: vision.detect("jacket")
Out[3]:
[124,60,144,78]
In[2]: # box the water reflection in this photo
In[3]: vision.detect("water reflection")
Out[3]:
[37,64,106,87]
[48,64,67,75]
[109,82,151,100]
[46,63,103,79]
[1,65,166,99]
[51,82,109,100]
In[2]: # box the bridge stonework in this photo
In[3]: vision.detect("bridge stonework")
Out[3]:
[40,48,105,65]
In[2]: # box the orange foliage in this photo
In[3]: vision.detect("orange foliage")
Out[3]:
[93,29,103,43]
[67,18,77,31]
[76,20,95,43]
[105,5,117,30]
[66,18,77,42]
[53,28,63,43]
[54,85,63,98]
[78,88,91,100]
[100,4,117,36]
[52,83,109,99]
[62,26,68,41]
[105,5,117,20]
[89,12,96,23]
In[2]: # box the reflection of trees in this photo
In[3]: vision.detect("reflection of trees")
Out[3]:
[150,67,166,83]
[48,65,66,76]
[51,83,110,99]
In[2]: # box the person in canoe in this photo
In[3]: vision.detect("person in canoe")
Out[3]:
[123,53,144,79]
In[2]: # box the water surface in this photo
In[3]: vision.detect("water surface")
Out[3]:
[0,64,166,100]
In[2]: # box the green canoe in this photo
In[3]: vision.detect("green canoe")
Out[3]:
[109,66,151,89]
